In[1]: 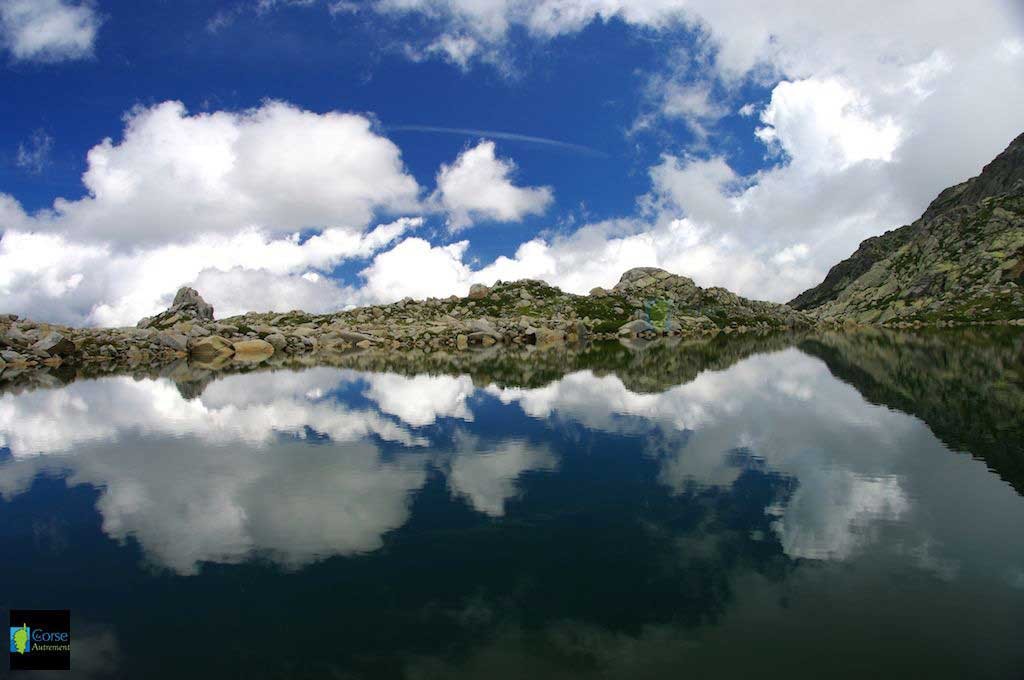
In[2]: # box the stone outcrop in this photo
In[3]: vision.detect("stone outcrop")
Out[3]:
[791,132,1024,324]
[138,287,215,330]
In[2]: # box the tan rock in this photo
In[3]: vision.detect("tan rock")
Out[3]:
[468,283,490,299]
[189,335,234,361]
[232,339,274,362]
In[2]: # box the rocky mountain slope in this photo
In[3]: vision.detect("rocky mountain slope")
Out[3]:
[0,268,809,381]
[790,132,1024,323]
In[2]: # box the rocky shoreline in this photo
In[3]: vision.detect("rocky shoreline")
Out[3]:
[2,266,1022,386]
[0,267,809,380]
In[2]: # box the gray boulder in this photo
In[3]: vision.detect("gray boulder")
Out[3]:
[171,287,214,320]
[3,325,29,347]
[264,333,287,351]
[31,332,77,357]
[157,332,189,352]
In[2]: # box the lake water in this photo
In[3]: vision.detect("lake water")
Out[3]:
[1,329,1023,679]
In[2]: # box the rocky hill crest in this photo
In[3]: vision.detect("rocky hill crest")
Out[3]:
[790,132,1024,323]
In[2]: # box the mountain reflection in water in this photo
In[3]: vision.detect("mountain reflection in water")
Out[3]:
[0,329,1022,679]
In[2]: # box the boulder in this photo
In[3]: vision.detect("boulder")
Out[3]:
[232,339,274,362]
[466,318,499,336]
[534,327,565,346]
[31,332,77,357]
[157,332,189,352]
[468,283,490,299]
[617,319,656,337]
[171,286,214,320]
[3,325,29,347]
[1,349,23,362]
[189,335,234,361]
[456,334,469,350]
[589,286,608,298]
[264,333,287,351]
[333,330,380,345]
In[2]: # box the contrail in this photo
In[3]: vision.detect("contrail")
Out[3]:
[386,124,608,158]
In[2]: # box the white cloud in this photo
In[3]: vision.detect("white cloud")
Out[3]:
[755,78,902,171]
[21,100,420,245]
[416,33,481,69]
[0,217,421,326]
[358,237,474,302]
[0,98,428,325]
[433,140,553,230]
[0,0,100,62]
[370,1,1017,82]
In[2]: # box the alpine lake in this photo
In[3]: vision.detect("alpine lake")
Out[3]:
[1,328,1022,679]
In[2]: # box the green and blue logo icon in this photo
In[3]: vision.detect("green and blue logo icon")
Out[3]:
[10,624,30,654]
[9,610,70,670]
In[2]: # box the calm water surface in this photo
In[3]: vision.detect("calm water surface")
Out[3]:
[1,330,1022,679]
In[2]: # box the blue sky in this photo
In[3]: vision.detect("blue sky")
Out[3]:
[1,0,1022,325]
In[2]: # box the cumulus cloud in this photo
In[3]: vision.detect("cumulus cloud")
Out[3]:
[0,99,427,325]
[357,237,473,302]
[0,217,422,326]
[0,0,100,62]
[433,140,553,230]
[16,100,420,245]
[755,78,902,171]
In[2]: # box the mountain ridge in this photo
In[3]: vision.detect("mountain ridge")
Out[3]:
[789,132,1024,322]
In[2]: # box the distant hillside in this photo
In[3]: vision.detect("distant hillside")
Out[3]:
[790,132,1024,323]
